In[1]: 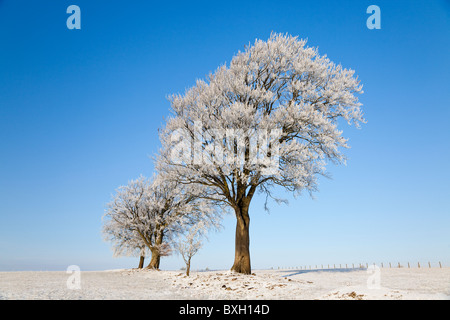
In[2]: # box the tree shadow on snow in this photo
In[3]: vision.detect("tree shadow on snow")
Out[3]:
[277,268,367,278]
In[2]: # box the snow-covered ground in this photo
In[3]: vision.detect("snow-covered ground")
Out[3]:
[1,268,449,300]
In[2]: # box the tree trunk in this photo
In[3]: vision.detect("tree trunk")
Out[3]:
[146,249,161,269]
[186,258,191,277]
[231,202,251,274]
[138,255,145,269]
[146,232,164,270]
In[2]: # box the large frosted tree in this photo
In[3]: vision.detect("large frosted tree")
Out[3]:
[157,33,365,274]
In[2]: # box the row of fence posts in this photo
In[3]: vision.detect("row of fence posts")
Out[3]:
[276,261,444,270]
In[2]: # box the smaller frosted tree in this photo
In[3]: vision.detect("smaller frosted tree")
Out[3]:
[175,219,220,276]
[102,174,217,269]
[102,195,151,268]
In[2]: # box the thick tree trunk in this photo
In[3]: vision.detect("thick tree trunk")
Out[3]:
[146,249,161,269]
[145,232,164,270]
[231,202,251,274]
[138,255,145,269]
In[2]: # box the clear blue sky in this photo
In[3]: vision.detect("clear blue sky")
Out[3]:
[1,0,449,271]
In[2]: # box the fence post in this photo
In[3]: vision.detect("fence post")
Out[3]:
[418,262,420,268]
[428,262,431,268]
[439,261,442,268]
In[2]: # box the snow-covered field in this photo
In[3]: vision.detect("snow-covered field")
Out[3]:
[1,268,449,300]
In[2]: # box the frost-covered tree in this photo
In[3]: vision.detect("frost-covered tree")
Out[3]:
[102,175,215,269]
[102,176,160,269]
[102,185,151,269]
[157,33,365,274]
[174,218,219,276]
